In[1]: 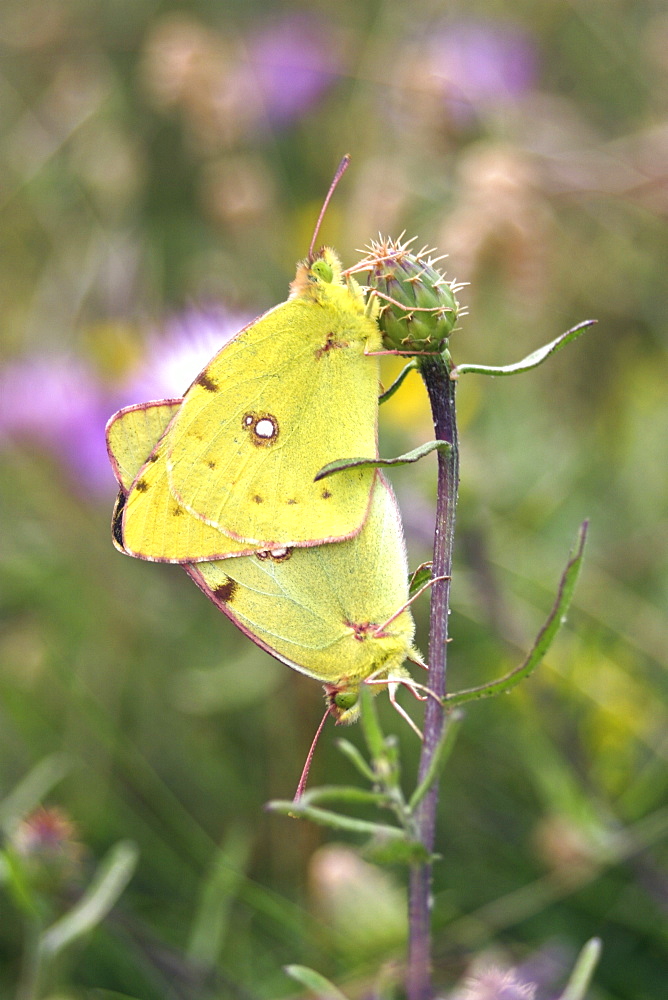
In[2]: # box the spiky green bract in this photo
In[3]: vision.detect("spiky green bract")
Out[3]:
[352,237,461,354]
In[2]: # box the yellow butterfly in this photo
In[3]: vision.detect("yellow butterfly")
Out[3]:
[114,247,383,563]
[107,399,420,727]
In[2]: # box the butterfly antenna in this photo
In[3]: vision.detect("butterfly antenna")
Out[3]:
[293,706,330,802]
[308,154,351,261]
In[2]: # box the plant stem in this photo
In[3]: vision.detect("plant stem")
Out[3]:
[406,352,459,1000]
[17,917,45,1000]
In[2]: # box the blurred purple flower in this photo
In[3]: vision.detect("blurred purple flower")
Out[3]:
[454,967,536,1000]
[426,20,537,120]
[0,354,114,495]
[0,306,252,498]
[245,14,343,124]
[122,305,250,405]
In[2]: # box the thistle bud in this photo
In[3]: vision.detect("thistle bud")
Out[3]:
[11,806,83,896]
[353,237,461,354]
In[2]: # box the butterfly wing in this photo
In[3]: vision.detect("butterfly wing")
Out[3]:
[121,252,382,561]
[186,474,416,690]
[106,399,180,494]
[106,401,256,560]
[109,399,417,718]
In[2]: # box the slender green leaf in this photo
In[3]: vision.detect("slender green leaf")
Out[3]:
[453,320,596,378]
[378,360,418,404]
[285,965,350,1000]
[408,562,434,597]
[559,938,602,1000]
[359,685,386,762]
[363,838,431,866]
[335,738,376,782]
[298,785,392,808]
[445,522,588,706]
[39,840,138,958]
[314,440,451,482]
[408,712,464,812]
[268,800,406,839]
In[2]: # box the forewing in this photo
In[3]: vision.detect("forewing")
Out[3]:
[165,296,380,545]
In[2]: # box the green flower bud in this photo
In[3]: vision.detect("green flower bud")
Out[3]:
[354,237,461,354]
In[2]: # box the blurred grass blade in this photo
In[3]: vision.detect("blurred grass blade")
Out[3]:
[0,754,72,836]
[285,964,350,999]
[39,840,138,958]
[454,321,597,377]
[86,992,145,999]
[187,826,251,967]
[378,360,418,404]
[314,440,450,481]
[446,522,588,706]
[559,937,602,1000]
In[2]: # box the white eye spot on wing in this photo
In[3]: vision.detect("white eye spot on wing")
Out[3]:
[241,412,280,447]
[255,418,277,439]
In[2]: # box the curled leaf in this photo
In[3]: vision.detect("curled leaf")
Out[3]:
[445,522,588,706]
[378,360,419,404]
[315,440,451,482]
[453,320,597,379]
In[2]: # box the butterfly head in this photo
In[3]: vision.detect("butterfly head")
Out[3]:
[324,652,417,727]
[289,247,344,298]
[324,681,362,725]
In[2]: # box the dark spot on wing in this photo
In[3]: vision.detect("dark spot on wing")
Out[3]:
[253,495,263,504]
[256,547,293,562]
[171,504,183,517]
[207,460,216,468]
[112,492,126,546]
[286,498,298,505]
[196,371,218,392]
[315,332,349,358]
[135,478,149,492]
[149,453,159,463]
[321,488,332,499]
[213,578,238,603]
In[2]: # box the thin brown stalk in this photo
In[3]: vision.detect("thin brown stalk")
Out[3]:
[406,353,459,1000]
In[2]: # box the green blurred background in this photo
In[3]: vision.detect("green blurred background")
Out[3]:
[1,0,667,997]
